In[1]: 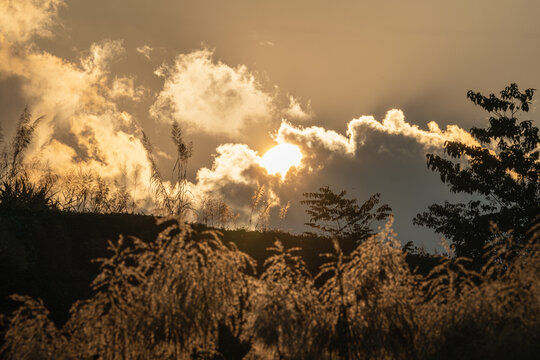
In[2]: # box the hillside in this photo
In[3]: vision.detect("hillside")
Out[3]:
[0,210,441,325]
[0,211,350,323]
[0,211,163,323]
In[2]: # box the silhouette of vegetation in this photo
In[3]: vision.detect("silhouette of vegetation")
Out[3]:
[0,108,57,215]
[1,86,539,359]
[414,84,540,262]
[246,183,277,232]
[54,168,134,214]
[278,200,290,230]
[1,219,538,359]
[197,195,240,229]
[0,108,138,215]
[0,178,56,215]
[301,186,392,244]
[171,121,194,217]
[141,122,194,218]
[0,107,44,183]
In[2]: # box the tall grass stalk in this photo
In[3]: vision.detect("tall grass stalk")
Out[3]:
[1,219,539,359]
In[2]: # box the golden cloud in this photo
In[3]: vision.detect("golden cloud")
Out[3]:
[0,0,65,43]
[0,29,154,207]
[284,95,313,121]
[150,48,277,137]
[276,109,479,160]
[136,45,154,61]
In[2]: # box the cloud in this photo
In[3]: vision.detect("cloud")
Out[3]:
[194,144,271,197]
[259,40,275,47]
[284,95,313,121]
[136,45,153,61]
[179,107,485,229]
[276,109,478,160]
[274,119,356,170]
[0,0,484,233]
[196,144,261,190]
[150,48,277,137]
[0,20,155,207]
[184,107,480,229]
[0,0,65,43]
[186,143,287,224]
[110,76,145,101]
[0,1,292,218]
[347,109,479,150]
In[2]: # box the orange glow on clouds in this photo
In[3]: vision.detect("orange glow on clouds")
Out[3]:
[259,143,302,179]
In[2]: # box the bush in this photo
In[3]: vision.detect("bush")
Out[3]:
[0,178,57,216]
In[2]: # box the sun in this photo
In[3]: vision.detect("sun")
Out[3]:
[259,143,303,179]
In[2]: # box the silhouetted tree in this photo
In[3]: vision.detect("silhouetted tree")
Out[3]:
[301,186,392,244]
[414,84,540,262]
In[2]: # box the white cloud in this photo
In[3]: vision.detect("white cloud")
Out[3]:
[110,76,145,101]
[188,143,285,224]
[150,48,277,137]
[183,108,480,227]
[275,120,355,155]
[0,0,65,43]
[259,40,275,47]
[347,109,478,149]
[196,144,261,191]
[136,45,153,61]
[0,31,155,206]
[276,109,479,160]
[284,95,313,121]
[0,0,486,226]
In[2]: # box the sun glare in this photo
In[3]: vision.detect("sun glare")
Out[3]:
[259,143,302,179]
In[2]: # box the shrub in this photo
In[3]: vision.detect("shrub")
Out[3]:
[0,178,57,215]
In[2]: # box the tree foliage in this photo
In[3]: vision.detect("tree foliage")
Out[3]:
[414,84,540,261]
[301,186,392,243]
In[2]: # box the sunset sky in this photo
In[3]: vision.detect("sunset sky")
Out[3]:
[1,0,539,250]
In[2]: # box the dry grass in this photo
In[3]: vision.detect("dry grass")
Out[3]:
[1,218,539,359]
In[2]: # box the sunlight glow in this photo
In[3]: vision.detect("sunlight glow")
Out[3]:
[259,143,303,179]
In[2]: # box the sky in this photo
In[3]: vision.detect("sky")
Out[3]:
[1,0,539,250]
